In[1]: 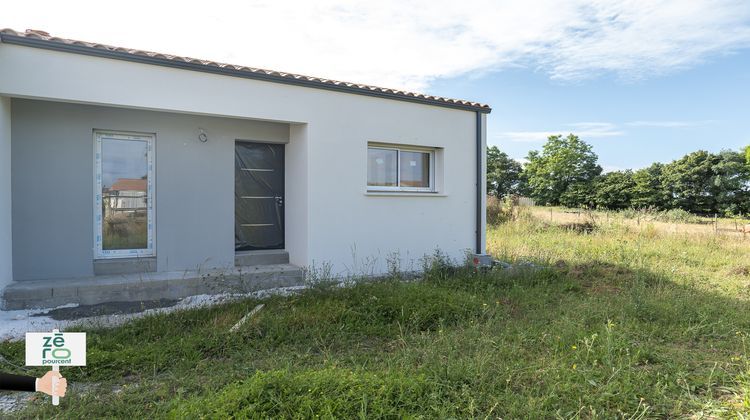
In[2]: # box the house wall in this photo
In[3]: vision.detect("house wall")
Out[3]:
[11,99,289,281]
[0,97,12,289]
[0,43,484,279]
[285,124,310,268]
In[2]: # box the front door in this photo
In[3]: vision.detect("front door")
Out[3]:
[235,142,284,251]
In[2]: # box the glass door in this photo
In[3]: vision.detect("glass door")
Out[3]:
[94,131,155,259]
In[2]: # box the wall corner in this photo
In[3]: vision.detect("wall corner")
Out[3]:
[0,96,13,290]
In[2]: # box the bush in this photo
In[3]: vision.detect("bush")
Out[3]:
[487,195,531,225]
[657,208,699,223]
[487,195,511,225]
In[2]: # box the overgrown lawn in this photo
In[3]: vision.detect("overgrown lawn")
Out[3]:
[2,216,750,418]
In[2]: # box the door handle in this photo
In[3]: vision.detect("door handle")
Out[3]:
[275,196,284,206]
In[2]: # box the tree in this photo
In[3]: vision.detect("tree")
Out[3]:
[593,170,636,210]
[631,163,670,209]
[713,150,750,215]
[486,146,524,197]
[660,150,750,215]
[524,134,602,206]
[560,181,596,208]
[662,151,719,214]
[745,145,750,166]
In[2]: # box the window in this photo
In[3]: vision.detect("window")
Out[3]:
[367,145,434,192]
[94,131,155,259]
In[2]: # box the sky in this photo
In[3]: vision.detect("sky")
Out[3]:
[101,139,148,189]
[3,0,749,172]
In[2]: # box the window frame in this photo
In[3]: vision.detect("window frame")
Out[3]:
[367,144,435,192]
[93,130,156,259]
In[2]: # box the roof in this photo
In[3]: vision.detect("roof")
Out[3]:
[109,178,147,192]
[0,29,491,114]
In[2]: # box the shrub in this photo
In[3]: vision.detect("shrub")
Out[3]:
[486,195,511,225]
[487,195,532,225]
[657,208,699,223]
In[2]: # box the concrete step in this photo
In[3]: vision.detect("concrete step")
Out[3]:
[235,250,289,266]
[2,264,304,310]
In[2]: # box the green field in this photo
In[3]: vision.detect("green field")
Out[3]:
[2,210,750,418]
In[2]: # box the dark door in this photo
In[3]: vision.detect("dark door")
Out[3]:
[235,142,284,251]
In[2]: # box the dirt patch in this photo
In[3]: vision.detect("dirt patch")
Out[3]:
[33,299,180,320]
[554,261,630,294]
[729,266,750,277]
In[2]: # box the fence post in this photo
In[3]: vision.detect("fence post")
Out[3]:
[714,214,718,234]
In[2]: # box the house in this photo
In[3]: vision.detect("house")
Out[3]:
[0,29,491,309]
[106,178,148,213]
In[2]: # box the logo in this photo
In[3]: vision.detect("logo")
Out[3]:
[41,332,72,364]
[26,332,86,367]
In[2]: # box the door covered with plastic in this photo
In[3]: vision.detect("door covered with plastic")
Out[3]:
[235,142,285,251]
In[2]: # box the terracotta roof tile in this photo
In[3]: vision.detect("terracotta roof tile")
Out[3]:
[0,28,491,113]
[109,178,147,192]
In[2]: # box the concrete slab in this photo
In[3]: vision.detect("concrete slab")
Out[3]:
[1,264,304,310]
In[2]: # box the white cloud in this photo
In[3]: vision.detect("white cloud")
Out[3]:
[497,122,624,142]
[625,120,719,128]
[2,0,749,91]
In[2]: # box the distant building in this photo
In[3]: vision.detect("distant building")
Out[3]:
[104,178,147,212]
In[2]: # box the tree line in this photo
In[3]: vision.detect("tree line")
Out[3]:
[487,134,750,216]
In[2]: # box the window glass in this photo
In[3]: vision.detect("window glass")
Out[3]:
[399,151,430,188]
[101,138,149,250]
[367,148,398,187]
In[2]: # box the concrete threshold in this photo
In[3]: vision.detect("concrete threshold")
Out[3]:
[2,264,304,310]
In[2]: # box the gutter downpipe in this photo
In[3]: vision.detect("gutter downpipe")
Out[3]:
[475,111,483,254]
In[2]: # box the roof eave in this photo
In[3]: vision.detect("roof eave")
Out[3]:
[0,33,492,114]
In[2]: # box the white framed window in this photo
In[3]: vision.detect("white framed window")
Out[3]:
[94,131,155,259]
[367,144,435,192]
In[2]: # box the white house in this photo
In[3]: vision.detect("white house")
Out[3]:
[0,29,490,309]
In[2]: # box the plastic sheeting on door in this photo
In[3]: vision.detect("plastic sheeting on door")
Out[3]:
[235,142,285,251]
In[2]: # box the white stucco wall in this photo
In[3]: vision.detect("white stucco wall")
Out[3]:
[0,96,11,288]
[0,43,486,278]
[285,124,310,268]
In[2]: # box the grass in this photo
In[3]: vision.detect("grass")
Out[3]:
[529,205,750,238]
[103,212,148,250]
[2,209,750,418]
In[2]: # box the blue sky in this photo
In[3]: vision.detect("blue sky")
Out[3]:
[4,1,750,172]
[430,50,750,171]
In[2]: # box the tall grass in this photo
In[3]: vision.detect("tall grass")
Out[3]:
[2,215,749,418]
